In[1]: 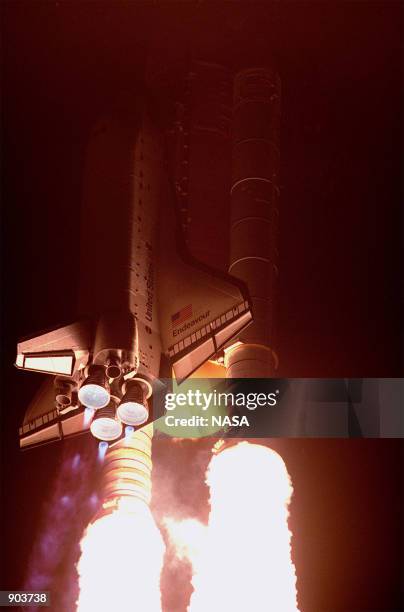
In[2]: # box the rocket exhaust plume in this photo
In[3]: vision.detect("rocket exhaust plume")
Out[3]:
[23,446,97,610]
[168,442,300,612]
[76,425,165,612]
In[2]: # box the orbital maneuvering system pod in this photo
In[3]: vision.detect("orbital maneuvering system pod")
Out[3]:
[15,100,253,449]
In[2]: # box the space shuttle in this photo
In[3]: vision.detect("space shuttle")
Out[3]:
[15,100,252,449]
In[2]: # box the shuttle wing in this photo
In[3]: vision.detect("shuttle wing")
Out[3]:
[158,260,252,380]
[19,378,91,449]
[15,320,92,377]
[155,149,253,381]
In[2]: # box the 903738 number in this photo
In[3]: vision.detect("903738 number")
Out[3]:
[0,591,50,607]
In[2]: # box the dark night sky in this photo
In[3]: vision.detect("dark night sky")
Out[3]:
[1,2,403,611]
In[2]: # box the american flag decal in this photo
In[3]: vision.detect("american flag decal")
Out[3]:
[171,304,193,327]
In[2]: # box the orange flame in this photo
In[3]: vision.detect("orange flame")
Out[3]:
[166,442,300,612]
[163,517,206,566]
[76,498,165,612]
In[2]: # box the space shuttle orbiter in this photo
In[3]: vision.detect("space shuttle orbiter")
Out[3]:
[16,100,252,449]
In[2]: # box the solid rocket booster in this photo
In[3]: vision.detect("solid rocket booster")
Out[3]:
[95,423,154,520]
[226,67,281,377]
